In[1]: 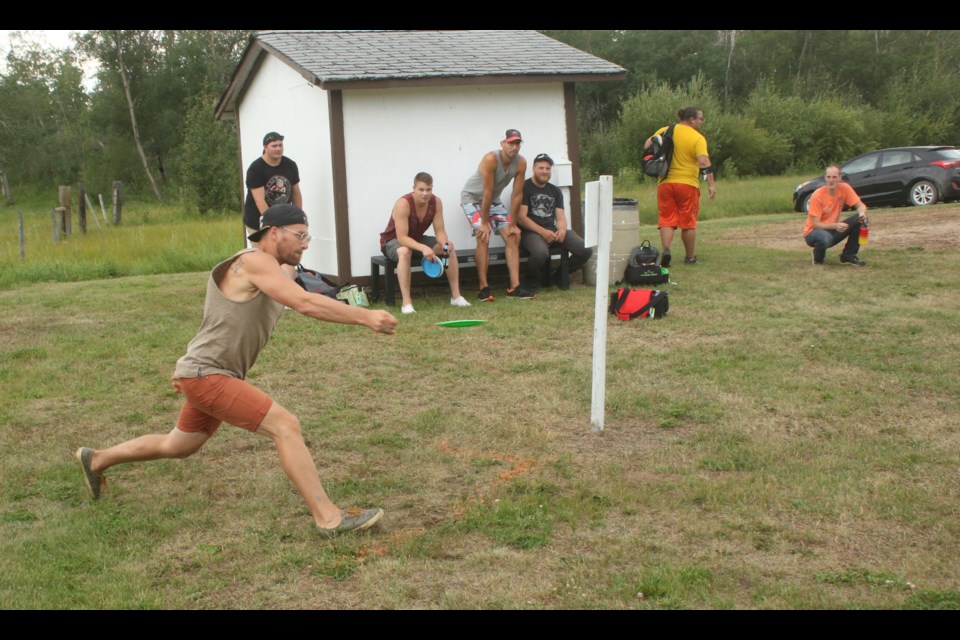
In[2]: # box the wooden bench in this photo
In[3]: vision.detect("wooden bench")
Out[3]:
[369,245,570,305]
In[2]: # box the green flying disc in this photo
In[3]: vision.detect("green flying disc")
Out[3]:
[435,319,487,328]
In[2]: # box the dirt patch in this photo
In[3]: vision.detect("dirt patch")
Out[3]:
[720,205,960,252]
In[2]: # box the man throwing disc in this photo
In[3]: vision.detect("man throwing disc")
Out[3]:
[75,204,397,536]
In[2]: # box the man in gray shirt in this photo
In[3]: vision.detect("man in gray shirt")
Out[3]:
[75,204,397,536]
[460,129,534,301]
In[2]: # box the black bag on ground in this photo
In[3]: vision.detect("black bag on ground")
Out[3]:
[609,288,669,320]
[623,240,669,285]
[642,124,676,178]
[295,264,344,301]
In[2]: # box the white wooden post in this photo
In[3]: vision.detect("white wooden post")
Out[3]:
[590,175,613,432]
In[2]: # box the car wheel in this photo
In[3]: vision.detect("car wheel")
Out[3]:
[802,193,813,213]
[908,180,939,206]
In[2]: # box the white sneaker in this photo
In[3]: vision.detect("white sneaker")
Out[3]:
[401,304,416,314]
[450,296,472,307]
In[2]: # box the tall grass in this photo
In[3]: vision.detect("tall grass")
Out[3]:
[0,202,240,289]
[613,172,805,225]
[1,174,812,290]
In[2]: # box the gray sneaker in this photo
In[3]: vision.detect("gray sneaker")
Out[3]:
[317,508,384,536]
[75,447,104,499]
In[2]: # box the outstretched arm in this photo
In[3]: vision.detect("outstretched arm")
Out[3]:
[239,251,396,334]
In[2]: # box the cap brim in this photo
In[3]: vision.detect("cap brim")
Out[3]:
[247,226,270,242]
[504,136,522,142]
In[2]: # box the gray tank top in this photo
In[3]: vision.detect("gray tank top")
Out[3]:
[174,249,284,380]
[461,150,520,206]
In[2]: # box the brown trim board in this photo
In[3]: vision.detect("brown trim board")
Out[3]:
[328,89,352,281]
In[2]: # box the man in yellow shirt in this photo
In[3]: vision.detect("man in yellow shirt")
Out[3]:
[644,107,717,266]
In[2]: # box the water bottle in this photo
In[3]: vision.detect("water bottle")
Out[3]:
[859,218,869,247]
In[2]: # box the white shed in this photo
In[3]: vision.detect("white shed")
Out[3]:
[216,30,625,283]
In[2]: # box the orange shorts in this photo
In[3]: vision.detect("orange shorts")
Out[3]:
[175,375,273,435]
[657,183,701,229]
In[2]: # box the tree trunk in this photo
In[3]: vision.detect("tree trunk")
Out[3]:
[113,31,163,203]
[0,167,12,205]
[723,30,737,111]
[795,31,812,91]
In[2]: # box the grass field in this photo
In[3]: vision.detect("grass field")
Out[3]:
[1,193,958,609]
[0,203,240,290]
[0,174,802,290]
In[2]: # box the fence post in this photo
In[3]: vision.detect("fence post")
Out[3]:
[51,208,59,242]
[98,194,109,225]
[19,209,25,261]
[112,181,122,225]
[78,182,87,233]
[59,185,72,235]
[590,175,614,433]
[85,192,101,229]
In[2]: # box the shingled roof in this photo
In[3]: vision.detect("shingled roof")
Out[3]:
[217,30,626,118]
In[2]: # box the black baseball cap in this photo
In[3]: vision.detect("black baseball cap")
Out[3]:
[247,203,308,242]
[503,129,523,143]
[263,131,284,145]
[533,153,554,165]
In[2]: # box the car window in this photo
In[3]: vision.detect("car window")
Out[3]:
[844,153,879,174]
[930,148,960,160]
[880,150,915,168]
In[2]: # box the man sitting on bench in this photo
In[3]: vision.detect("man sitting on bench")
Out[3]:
[516,153,592,293]
[379,172,471,314]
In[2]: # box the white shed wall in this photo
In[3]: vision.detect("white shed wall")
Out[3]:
[237,55,338,273]
[340,82,568,278]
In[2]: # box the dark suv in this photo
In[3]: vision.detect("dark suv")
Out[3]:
[793,146,960,212]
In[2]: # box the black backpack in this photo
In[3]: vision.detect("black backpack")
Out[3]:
[642,124,676,178]
[623,240,669,285]
[295,264,345,301]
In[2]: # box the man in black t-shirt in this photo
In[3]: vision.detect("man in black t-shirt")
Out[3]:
[516,154,592,290]
[244,132,303,239]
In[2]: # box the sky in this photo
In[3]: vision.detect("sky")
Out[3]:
[0,29,77,61]
[0,30,98,87]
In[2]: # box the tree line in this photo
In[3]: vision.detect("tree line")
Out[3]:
[0,29,250,212]
[3,30,959,212]
[545,30,960,180]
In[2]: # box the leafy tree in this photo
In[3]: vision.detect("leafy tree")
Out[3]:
[615,74,721,174]
[77,29,250,201]
[179,92,241,214]
[0,33,91,187]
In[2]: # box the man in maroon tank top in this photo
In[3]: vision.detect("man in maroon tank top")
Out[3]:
[380,172,471,313]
